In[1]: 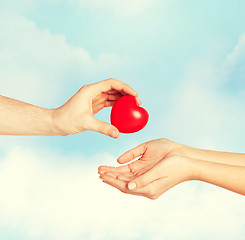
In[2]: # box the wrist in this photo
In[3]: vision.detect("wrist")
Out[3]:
[169,155,198,182]
[175,143,202,160]
[181,156,200,181]
[51,107,89,136]
[37,108,65,136]
[51,108,71,136]
[186,157,208,181]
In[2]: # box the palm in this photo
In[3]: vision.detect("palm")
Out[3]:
[99,139,174,182]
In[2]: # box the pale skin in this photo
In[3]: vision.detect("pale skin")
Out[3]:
[98,138,245,199]
[0,78,141,138]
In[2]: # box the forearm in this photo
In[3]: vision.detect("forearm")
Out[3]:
[191,158,245,195]
[0,95,59,136]
[180,145,245,167]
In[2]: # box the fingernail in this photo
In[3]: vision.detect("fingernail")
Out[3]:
[128,182,136,190]
[110,129,118,138]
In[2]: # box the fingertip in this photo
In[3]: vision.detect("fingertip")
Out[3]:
[136,96,142,106]
[114,128,120,138]
[98,165,107,170]
[114,132,119,139]
[117,156,125,164]
[117,151,133,164]
[98,168,107,174]
[128,182,137,190]
[109,128,119,138]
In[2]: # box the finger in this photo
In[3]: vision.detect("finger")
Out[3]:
[92,103,105,115]
[104,100,117,107]
[99,171,134,181]
[127,166,161,191]
[136,96,141,106]
[100,173,154,197]
[101,172,135,181]
[117,144,147,164]
[102,171,118,178]
[95,78,138,97]
[99,165,131,174]
[117,173,136,181]
[128,178,166,200]
[87,117,119,138]
[138,177,177,199]
[100,174,128,193]
[106,93,122,101]
[107,90,119,94]
[93,92,107,102]
[100,170,134,178]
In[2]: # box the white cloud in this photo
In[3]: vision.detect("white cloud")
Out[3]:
[225,34,245,67]
[0,146,244,240]
[0,9,148,151]
[0,12,140,107]
[0,11,93,106]
[222,33,245,97]
[0,5,244,240]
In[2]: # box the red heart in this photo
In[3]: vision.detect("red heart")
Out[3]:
[110,95,149,133]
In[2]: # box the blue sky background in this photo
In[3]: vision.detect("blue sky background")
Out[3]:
[0,0,245,239]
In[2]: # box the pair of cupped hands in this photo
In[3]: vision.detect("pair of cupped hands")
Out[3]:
[54,78,192,200]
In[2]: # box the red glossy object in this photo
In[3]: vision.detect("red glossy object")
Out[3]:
[110,95,149,133]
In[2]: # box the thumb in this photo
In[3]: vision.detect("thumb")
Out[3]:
[127,167,158,191]
[87,117,119,138]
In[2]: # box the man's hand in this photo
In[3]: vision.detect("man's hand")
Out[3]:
[0,78,139,137]
[52,78,140,138]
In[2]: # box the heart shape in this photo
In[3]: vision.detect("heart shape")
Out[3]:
[110,95,149,133]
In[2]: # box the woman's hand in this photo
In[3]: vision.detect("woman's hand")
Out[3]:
[98,139,195,199]
[99,138,245,199]
[52,78,140,138]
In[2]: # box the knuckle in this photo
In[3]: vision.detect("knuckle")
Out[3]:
[107,77,116,81]
[81,84,89,89]
[101,79,112,89]
[160,138,170,144]
[104,78,113,84]
[106,78,120,85]
[79,84,91,93]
